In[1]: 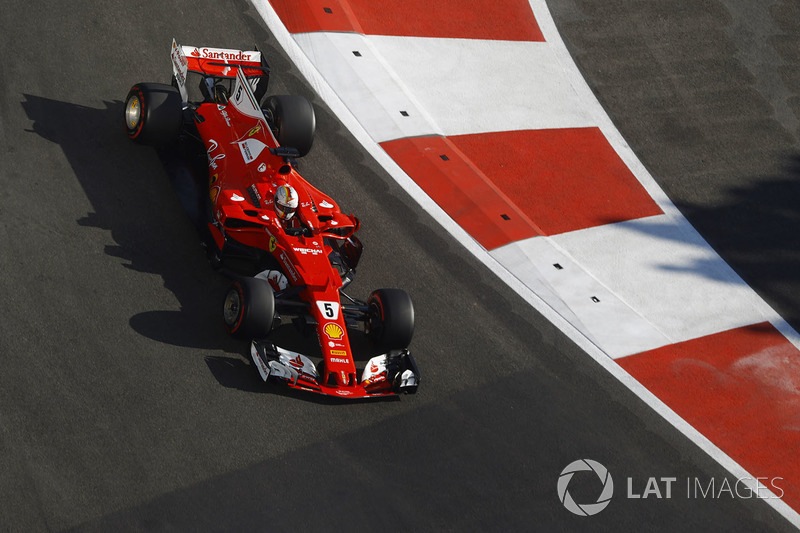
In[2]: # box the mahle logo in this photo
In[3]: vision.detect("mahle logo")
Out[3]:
[557,459,614,516]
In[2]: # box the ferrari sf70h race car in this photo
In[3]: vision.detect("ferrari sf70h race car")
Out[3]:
[123,41,419,399]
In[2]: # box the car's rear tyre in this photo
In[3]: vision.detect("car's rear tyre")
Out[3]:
[366,289,415,351]
[124,82,183,146]
[223,277,275,339]
[264,95,315,157]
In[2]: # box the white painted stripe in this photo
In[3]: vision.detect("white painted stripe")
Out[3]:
[491,235,673,356]
[251,0,800,525]
[293,32,440,142]
[492,213,776,358]
[553,215,774,354]
[294,32,595,141]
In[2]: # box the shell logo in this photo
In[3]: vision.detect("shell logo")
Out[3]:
[323,322,344,340]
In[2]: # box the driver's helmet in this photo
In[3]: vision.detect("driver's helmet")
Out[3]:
[274,184,299,220]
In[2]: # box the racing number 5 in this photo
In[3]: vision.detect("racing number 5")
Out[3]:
[316,301,340,320]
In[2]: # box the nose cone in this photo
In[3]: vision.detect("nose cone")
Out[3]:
[335,371,354,387]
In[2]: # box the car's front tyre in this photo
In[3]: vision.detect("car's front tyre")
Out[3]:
[366,289,415,351]
[263,94,315,157]
[222,277,275,339]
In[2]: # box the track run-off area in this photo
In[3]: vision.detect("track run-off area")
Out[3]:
[0,0,798,530]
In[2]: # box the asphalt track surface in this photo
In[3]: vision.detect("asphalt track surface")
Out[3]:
[0,0,797,531]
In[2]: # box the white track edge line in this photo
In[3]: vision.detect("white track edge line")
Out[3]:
[249,0,800,526]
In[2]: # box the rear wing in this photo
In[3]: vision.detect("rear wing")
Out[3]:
[170,40,270,103]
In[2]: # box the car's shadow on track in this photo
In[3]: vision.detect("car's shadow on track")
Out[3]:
[22,93,234,341]
[21,93,395,401]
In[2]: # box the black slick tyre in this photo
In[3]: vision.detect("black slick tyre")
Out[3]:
[264,95,315,157]
[366,289,415,351]
[124,82,183,146]
[222,277,275,339]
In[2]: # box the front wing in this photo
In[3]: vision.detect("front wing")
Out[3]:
[251,341,420,399]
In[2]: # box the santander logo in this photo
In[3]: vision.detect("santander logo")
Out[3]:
[191,47,253,61]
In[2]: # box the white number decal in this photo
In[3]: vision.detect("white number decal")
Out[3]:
[316,301,340,320]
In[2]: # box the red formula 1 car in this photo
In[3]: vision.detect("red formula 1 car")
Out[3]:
[124,41,419,398]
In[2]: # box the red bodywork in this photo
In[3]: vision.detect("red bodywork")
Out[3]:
[190,62,386,397]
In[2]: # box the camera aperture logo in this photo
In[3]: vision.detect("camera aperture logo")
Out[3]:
[557,459,784,516]
[557,459,614,516]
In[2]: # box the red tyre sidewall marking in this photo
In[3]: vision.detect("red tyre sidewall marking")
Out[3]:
[127,86,146,140]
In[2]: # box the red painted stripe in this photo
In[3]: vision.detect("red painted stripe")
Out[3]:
[267,0,544,41]
[267,0,363,34]
[382,128,662,249]
[619,323,800,512]
[381,136,541,250]
[448,128,663,236]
